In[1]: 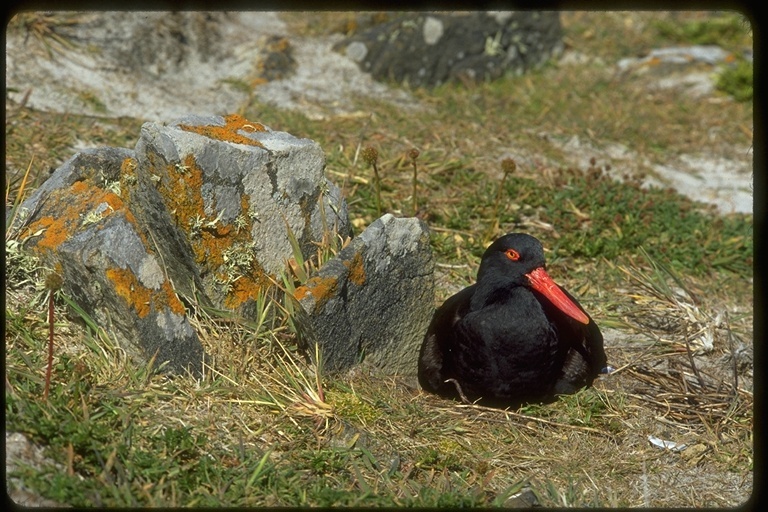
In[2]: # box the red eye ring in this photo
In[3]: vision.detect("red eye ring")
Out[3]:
[505,248,520,261]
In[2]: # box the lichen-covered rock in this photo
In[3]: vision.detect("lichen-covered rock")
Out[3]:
[293,214,434,374]
[15,148,204,375]
[134,114,350,312]
[13,114,350,375]
[334,11,563,87]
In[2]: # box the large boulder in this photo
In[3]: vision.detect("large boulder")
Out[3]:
[13,147,204,374]
[13,114,350,375]
[5,12,416,121]
[293,214,434,374]
[132,114,350,313]
[334,11,564,87]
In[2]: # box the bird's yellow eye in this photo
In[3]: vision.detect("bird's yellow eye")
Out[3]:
[505,248,520,261]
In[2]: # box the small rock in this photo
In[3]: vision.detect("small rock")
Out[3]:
[615,44,748,100]
[15,148,205,375]
[135,114,350,312]
[504,486,539,508]
[294,214,434,374]
[681,443,710,466]
[6,432,69,508]
[617,45,736,73]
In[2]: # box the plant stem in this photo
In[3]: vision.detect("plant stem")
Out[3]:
[362,146,382,216]
[409,148,420,216]
[372,162,382,216]
[43,272,62,401]
[44,290,54,400]
[488,158,517,240]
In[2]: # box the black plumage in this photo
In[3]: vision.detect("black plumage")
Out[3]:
[418,233,607,407]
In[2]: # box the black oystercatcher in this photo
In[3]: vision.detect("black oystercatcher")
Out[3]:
[418,233,607,407]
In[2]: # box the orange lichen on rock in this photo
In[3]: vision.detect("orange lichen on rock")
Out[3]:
[201,237,227,267]
[106,267,187,318]
[343,251,366,286]
[121,156,138,174]
[161,155,237,269]
[158,154,220,266]
[23,215,69,251]
[223,271,272,310]
[106,267,153,318]
[163,154,205,228]
[178,114,266,147]
[161,279,187,316]
[22,180,133,252]
[294,275,338,312]
[119,156,138,200]
[157,158,269,308]
[100,190,130,218]
[155,153,273,309]
[21,183,91,250]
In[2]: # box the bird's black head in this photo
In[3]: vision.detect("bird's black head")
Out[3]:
[477,233,547,285]
[476,233,590,324]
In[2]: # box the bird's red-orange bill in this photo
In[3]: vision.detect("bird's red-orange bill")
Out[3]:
[526,267,590,325]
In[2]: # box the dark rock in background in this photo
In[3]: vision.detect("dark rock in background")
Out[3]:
[4,11,416,121]
[334,11,564,87]
[255,35,297,82]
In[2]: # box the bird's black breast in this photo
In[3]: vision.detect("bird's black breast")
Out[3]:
[418,283,605,406]
[534,286,607,394]
[451,287,565,402]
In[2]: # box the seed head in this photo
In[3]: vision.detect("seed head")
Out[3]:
[500,158,516,175]
[45,272,63,291]
[361,146,378,166]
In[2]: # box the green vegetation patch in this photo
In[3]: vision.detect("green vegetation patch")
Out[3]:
[512,168,752,275]
[653,13,752,49]
[717,58,753,102]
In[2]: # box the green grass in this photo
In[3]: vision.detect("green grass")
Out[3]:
[717,57,753,102]
[514,169,751,275]
[652,12,752,49]
[5,11,753,508]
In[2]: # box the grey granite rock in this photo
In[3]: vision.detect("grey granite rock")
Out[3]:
[294,214,434,374]
[15,147,204,375]
[134,114,350,312]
